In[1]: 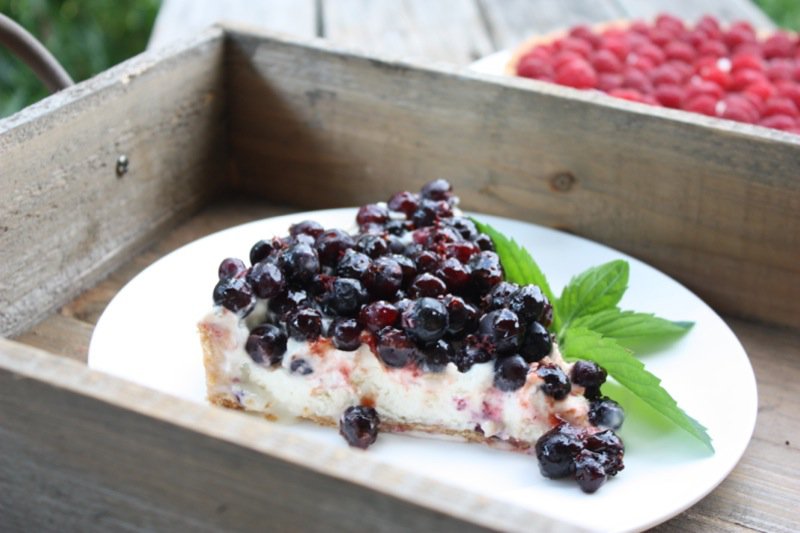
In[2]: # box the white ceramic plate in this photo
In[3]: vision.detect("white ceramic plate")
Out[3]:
[89,209,757,532]
[469,49,512,76]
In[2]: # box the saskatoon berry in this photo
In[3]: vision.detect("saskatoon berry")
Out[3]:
[315,229,355,266]
[356,203,389,227]
[570,360,607,389]
[385,219,411,236]
[444,296,479,339]
[363,257,404,300]
[245,324,287,365]
[453,335,493,372]
[537,364,572,400]
[519,321,552,363]
[389,254,417,286]
[402,297,449,344]
[356,234,389,258]
[213,277,255,315]
[387,191,419,216]
[509,285,547,323]
[326,277,367,317]
[287,307,323,341]
[540,302,554,328]
[249,239,275,265]
[336,249,372,280]
[469,251,503,292]
[574,450,607,494]
[413,250,440,274]
[290,358,314,375]
[359,301,400,333]
[494,355,530,391]
[386,235,406,254]
[420,178,453,201]
[376,327,418,368]
[436,258,471,292]
[268,288,310,316]
[290,233,316,246]
[474,233,495,251]
[535,424,583,479]
[589,397,625,431]
[289,219,325,239]
[408,273,447,298]
[340,405,380,449]
[419,339,453,372]
[443,241,480,264]
[393,297,414,315]
[445,216,478,240]
[279,242,320,285]
[486,282,519,310]
[247,261,286,299]
[585,429,625,476]
[218,257,246,280]
[330,317,363,351]
[411,199,451,228]
[478,309,522,355]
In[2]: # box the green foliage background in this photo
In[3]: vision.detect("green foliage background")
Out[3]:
[1,0,159,117]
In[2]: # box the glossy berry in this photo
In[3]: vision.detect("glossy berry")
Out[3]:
[570,360,608,389]
[589,397,625,430]
[537,364,572,400]
[419,339,453,372]
[327,277,367,316]
[287,307,322,341]
[443,241,479,264]
[246,261,286,299]
[387,191,419,216]
[469,251,503,292]
[474,233,494,251]
[315,229,355,266]
[279,242,320,284]
[509,285,547,323]
[356,203,390,227]
[245,324,287,365]
[413,250,440,274]
[336,249,372,280]
[445,217,478,240]
[436,258,471,292]
[363,257,404,300]
[356,234,389,258]
[486,281,519,310]
[494,355,529,391]
[402,297,449,344]
[213,277,255,315]
[478,309,522,355]
[574,450,607,494]
[519,321,552,363]
[535,424,583,479]
[290,358,314,375]
[408,272,447,298]
[358,300,399,333]
[420,179,453,201]
[389,254,417,286]
[339,405,380,449]
[585,429,625,475]
[249,239,276,265]
[376,327,418,368]
[454,335,493,372]
[330,317,363,351]
[444,296,478,339]
[289,220,325,239]
[218,257,247,280]
[268,288,309,316]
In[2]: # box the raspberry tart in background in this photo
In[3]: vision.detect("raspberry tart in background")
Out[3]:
[507,13,800,133]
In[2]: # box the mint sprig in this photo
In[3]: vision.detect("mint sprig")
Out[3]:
[474,218,710,451]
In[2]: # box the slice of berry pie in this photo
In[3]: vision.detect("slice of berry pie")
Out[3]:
[198,179,625,493]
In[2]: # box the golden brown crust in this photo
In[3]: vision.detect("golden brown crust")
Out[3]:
[198,318,237,406]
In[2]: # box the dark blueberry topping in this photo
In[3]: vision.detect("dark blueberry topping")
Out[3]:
[339,405,380,449]
[536,364,572,400]
[574,450,607,494]
[469,251,503,292]
[411,199,451,228]
[478,309,522,355]
[279,242,320,285]
[402,297,449,344]
[287,307,323,341]
[486,281,520,310]
[445,216,478,241]
[436,258,471,292]
[245,324,287,365]
[444,296,478,339]
[519,321,552,363]
[509,285,547,323]
[356,203,390,227]
[420,178,453,201]
[386,235,406,254]
[363,257,404,300]
[249,239,275,265]
[359,300,400,333]
[413,250,440,274]
[290,233,316,246]
[213,277,255,315]
[453,334,493,372]
[330,317,363,351]
[385,219,411,236]
[289,219,325,239]
[389,254,417,286]
[290,358,314,375]
[571,360,608,390]
[336,249,372,280]
[443,241,480,264]
[356,233,389,258]
[585,430,625,476]
[474,233,495,251]
[535,424,583,479]
[540,302,554,328]
[387,191,419,216]
[589,397,625,431]
[315,229,355,267]
[326,277,368,317]
[218,257,247,280]
[419,339,453,372]
[247,261,286,299]
[408,272,447,298]
[268,288,310,316]
[494,355,529,391]
[375,327,418,368]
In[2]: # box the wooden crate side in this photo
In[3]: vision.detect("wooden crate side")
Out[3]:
[0,338,576,533]
[224,30,800,327]
[0,29,227,337]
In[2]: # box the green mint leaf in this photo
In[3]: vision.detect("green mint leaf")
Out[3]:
[571,309,694,352]
[559,260,629,331]
[471,218,559,326]
[562,327,713,451]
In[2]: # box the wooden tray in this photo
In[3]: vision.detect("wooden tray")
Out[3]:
[1,25,798,531]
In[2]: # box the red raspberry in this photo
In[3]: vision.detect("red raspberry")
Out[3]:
[696,15,721,34]
[636,43,666,65]
[742,92,766,115]
[526,45,554,60]
[597,73,624,91]
[766,59,794,82]
[517,55,554,80]
[654,84,685,108]
[763,32,795,60]
[608,88,646,103]
[569,25,601,48]
[600,35,629,61]
[591,49,623,73]
[698,63,731,88]
[744,80,776,101]
[763,96,799,118]
[732,53,765,72]
[627,54,655,72]
[724,22,756,49]
[760,114,796,131]
[648,27,672,47]
[555,59,598,89]
[667,60,693,82]
[664,41,694,63]
[650,63,682,86]
[630,20,650,35]
[553,50,584,70]
[697,39,728,58]
[776,82,800,107]
[719,94,760,123]
[623,68,653,94]
[558,36,594,58]
[730,69,769,91]
[682,94,718,116]
[733,41,763,59]
[685,79,724,101]
[655,13,685,35]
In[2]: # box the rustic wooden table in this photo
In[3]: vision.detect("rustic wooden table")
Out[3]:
[12,1,798,532]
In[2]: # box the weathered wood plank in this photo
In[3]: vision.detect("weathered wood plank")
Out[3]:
[323,0,494,64]
[12,313,94,363]
[614,0,775,30]
[224,29,800,328]
[0,338,575,532]
[149,0,316,49]
[0,28,227,337]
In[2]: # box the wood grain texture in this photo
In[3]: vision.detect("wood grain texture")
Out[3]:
[224,29,800,328]
[149,0,316,49]
[323,0,494,64]
[0,338,577,533]
[0,29,227,337]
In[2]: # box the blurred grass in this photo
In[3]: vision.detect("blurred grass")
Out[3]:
[1,0,159,118]
[754,0,800,31]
